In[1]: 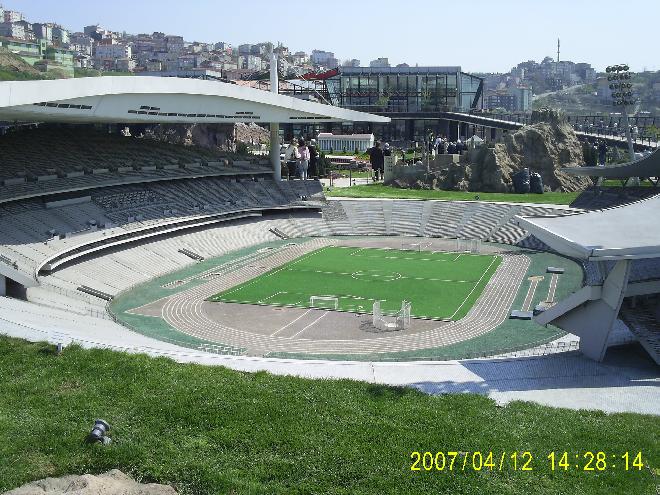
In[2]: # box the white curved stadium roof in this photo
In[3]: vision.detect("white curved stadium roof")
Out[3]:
[0,76,390,124]
[516,195,660,261]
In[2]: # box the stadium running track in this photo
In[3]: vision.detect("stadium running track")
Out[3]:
[159,239,531,355]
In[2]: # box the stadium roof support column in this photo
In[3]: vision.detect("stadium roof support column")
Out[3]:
[269,49,281,181]
[545,259,631,361]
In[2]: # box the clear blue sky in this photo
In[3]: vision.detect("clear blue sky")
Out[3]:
[13,0,659,73]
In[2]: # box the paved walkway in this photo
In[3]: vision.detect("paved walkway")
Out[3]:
[1,297,657,416]
[321,177,374,188]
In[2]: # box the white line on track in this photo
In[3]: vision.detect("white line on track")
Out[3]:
[288,311,328,339]
[522,276,544,311]
[270,308,315,336]
[449,256,499,320]
[546,273,558,303]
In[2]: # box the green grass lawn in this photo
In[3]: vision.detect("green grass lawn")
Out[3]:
[326,184,581,205]
[0,336,658,494]
[209,246,501,320]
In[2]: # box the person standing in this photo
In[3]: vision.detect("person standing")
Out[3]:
[367,141,385,181]
[297,138,310,180]
[438,137,446,155]
[308,139,319,178]
[285,140,300,179]
[598,140,608,166]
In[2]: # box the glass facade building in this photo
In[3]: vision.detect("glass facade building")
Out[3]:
[326,66,482,114]
[282,67,484,146]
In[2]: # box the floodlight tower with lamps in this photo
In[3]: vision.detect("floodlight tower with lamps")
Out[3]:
[606,64,635,161]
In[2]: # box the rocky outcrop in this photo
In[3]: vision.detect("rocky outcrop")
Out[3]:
[3,470,177,495]
[234,122,270,146]
[138,123,269,153]
[469,116,591,192]
[389,109,592,193]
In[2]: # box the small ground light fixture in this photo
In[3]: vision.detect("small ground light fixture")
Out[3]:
[88,419,112,445]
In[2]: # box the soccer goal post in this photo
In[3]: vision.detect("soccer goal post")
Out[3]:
[455,238,482,253]
[309,295,339,310]
[373,299,411,331]
[401,241,421,252]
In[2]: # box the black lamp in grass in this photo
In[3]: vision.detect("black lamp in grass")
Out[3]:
[88,419,111,445]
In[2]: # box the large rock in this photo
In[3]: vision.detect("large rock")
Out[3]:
[138,123,269,153]
[470,110,591,192]
[3,470,177,495]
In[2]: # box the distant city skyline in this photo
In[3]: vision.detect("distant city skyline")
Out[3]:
[11,0,660,73]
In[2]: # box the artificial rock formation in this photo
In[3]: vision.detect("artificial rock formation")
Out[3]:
[388,109,592,193]
[469,109,592,192]
[3,470,177,495]
[139,122,269,153]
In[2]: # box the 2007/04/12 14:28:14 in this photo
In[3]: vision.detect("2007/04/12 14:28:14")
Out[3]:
[410,451,646,472]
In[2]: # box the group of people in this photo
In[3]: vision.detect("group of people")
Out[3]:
[284,138,319,180]
[366,141,392,181]
[433,136,465,156]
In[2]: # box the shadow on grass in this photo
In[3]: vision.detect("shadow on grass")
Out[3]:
[366,383,410,399]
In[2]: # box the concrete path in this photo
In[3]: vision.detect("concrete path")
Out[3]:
[0,297,657,416]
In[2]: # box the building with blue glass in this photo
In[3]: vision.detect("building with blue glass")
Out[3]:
[282,66,484,145]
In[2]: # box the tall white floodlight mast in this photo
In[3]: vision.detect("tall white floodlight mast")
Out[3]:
[607,64,636,161]
[269,47,281,181]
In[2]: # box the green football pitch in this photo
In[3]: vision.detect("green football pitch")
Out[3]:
[209,246,502,320]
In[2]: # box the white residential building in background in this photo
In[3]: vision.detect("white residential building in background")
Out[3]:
[95,41,132,60]
[311,49,338,67]
[370,57,390,68]
[239,54,264,71]
[0,21,25,39]
[32,23,53,41]
[52,26,69,45]
[3,9,22,23]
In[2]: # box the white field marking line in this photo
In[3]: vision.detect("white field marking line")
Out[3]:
[522,276,544,311]
[449,256,499,320]
[349,253,454,262]
[258,291,286,304]
[218,246,331,297]
[289,266,473,284]
[453,254,462,261]
[546,273,558,303]
[289,269,352,276]
[271,308,315,336]
[288,311,328,339]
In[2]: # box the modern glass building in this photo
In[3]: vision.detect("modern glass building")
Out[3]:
[282,66,484,145]
[326,66,482,114]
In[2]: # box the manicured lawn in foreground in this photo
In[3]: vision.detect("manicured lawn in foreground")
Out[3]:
[210,246,501,320]
[326,184,580,205]
[0,337,657,494]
